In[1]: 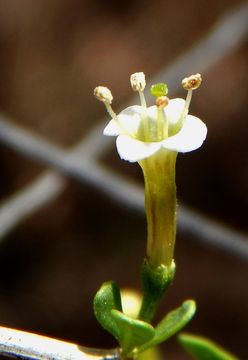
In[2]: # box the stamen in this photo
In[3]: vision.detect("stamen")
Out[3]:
[94,86,118,120]
[138,90,147,108]
[104,102,130,136]
[94,86,128,136]
[181,73,202,120]
[184,88,193,115]
[130,72,149,140]
[130,72,146,92]
[175,89,192,132]
[94,86,113,104]
[157,109,167,140]
[156,96,169,140]
[155,96,169,109]
[139,90,149,141]
[130,72,147,107]
[104,102,118,120]
[130,72,146,108]
[176,74,202,131]
[182,73,202,90]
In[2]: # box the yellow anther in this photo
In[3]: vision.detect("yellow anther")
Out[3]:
[155,96,169,109]
[182,73,202,90]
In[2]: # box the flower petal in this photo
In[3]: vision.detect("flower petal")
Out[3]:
[145,105,158,123]
[117,106,143,136]
[104,105,144,137]
[116,135,161,162]
[164,98,185,125]
[103,119,122,136]
[162,115,207,153]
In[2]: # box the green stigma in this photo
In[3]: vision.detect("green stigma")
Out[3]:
[150,83,168,97]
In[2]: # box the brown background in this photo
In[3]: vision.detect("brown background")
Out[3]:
[0,1,247,359]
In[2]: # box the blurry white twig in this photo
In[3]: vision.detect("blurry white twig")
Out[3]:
[0,117,143,213]
[178,206,248,260]
[0,171,66,236]
[0,326,120,360]
[0,2,248,257]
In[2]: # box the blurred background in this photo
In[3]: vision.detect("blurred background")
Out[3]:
[0,0,247,359]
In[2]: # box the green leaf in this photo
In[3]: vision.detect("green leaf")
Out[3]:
[111,309,155,356]
[150,83,168,97]
[93,281,122,340]
[137,300,196,354]
[178,333,239,360]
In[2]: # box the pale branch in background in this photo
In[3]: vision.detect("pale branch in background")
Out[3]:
[0,171,66,237]
[0,326,121,360]
[151,2,248,87]
[0,116,247,260]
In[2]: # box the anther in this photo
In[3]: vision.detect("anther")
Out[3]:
[130,72,146,92]
[155,96,169,109]
[182,73,202,90]
[94,86,113,104]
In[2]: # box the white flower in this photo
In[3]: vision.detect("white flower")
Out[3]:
[95,73,207,267]
[103,98,207,162]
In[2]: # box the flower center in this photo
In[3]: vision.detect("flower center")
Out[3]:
[94,72,201,146]
[138,104,168,143]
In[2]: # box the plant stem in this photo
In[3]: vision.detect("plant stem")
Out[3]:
[139,149,177,269]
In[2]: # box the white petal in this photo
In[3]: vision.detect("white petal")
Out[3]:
[162,115,207,153]
[145,105,158,123]
[103,106,141,136]
[119,105,143,117]
[117,106,143,136]
[164,98,185,125]
[103,105,143,137]
[116,135,161,162]
[103,119,122,136]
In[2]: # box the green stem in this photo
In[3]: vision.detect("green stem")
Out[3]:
[138,260,175,322]
[139,149,177,269]
[138,149,177,322]
[135,346,163,360]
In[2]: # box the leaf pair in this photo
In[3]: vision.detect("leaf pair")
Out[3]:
[93,281,154,355]
[94,281,196,358]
